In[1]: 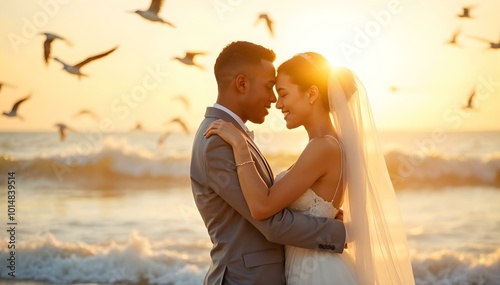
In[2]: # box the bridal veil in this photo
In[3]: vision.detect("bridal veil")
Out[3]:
[328,67,415,285]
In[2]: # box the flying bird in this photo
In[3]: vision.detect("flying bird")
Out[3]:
[467,34,500,50]
[462,88,477,110]
[173,52,206,69]
[2,94,30,120]
[0,82,16,93]
[173,95,190,110]
[54,123,73,141]
[130,0,175,27]
[53,46,118,79]
[457,6,476,18]
[157,131,172,148]
[130,121,144,132]
[389,86,400,94]
[254,13,274,37]
[446,28,461,46]
[40,32,70,65]
[72,109,100,121]
[165,117,189,134]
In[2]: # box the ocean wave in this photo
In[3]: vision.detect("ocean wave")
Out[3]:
[385,150,500,189]
[411,249,500,285]
[1,232,499,284]
[0,231,208,284]
[0,137,190,189]
[1,136,500,189]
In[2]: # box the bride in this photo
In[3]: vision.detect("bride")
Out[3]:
[204,52,415,285]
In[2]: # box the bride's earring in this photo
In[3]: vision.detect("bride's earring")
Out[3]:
[308,86,319,105]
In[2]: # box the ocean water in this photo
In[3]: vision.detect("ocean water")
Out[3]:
[0,130,499,285]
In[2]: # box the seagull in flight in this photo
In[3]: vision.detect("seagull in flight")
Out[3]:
[2,94,30,120]
[457,6,476,18]
[54,123,73,141]
[446,28,462,46]
[130,0,175,27]
[467,33,500,50]
[462,88,477,110]
[165,117,190,134]
[389,86,400,94]
[157,131,172,148]
[72,109,100,121]
[0,82,16,93]
[130,121,144,132]
[254,13,274,37]
[53,46,118,79]
[173,95,190,110]
[40,32,70,65]
[173,52,206,69]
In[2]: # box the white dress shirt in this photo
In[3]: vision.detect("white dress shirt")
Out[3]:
[213,103,254,140]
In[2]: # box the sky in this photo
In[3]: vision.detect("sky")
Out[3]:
[0,0,498,133]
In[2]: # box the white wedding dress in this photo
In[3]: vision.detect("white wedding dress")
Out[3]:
[275,171,359,285]
[265,63,415,285]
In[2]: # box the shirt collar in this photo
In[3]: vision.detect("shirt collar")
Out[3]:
[213,103,248,131]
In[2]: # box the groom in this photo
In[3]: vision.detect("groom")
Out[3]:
[190,41,346,284]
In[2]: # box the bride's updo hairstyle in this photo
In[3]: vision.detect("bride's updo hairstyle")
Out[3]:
[277,52,331,110]
[277,52,357,110]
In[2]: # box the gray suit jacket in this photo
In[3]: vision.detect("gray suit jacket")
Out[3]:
[190,107,346,285]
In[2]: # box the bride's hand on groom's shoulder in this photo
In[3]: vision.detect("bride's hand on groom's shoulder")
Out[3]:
[204,119,246,148]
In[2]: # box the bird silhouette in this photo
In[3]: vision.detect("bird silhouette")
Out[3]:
[2,94,30,120]
[462,88,477,110]
[130,0,175,27]
[165,117,189,134]
[173,52,206,69]
[446,28,462,46]
[130,121,144,132]
[157,131,172,148]
[53,46,118,79]
[72,109,100,121]
[40,32,70,65]
[389,86,400,94]
[457,6,476,18]
[0,82,16,93]
[467,33,500,50]
[54,123,73,141]
[172,95,190,110]
[254,13,274,37]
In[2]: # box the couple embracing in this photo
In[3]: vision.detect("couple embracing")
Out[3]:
[190,41,415,285]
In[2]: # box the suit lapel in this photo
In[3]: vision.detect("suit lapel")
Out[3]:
[245,138,274,184]
[205,107,274,185]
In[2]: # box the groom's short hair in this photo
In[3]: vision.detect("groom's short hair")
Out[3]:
[214,41,275,91]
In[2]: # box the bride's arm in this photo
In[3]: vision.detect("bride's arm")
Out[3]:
[205,119,339,220]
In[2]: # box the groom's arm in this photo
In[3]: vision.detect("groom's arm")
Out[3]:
[204,136,346,253]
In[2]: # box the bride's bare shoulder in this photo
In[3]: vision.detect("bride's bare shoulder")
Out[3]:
[301,136,342,161]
